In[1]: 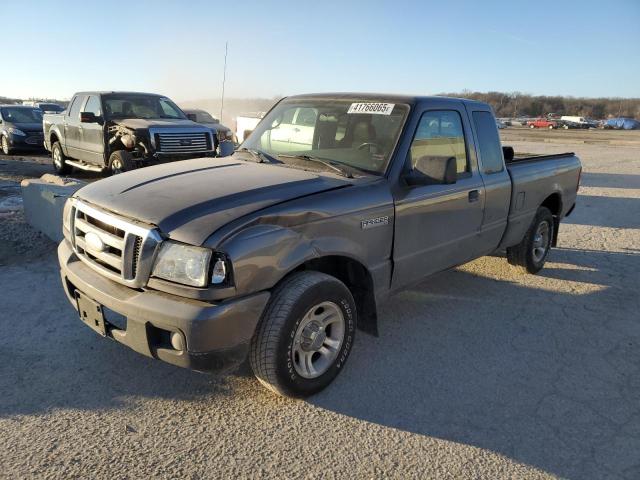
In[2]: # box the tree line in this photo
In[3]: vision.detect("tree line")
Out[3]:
[439,91,640,119]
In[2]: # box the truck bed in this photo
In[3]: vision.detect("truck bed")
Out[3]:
[499,151,581,248]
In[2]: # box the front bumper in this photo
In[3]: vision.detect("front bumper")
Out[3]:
[8,133,44,150]
[58,239,270,373]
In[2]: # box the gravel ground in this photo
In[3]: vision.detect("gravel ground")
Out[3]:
[1,132,639,479]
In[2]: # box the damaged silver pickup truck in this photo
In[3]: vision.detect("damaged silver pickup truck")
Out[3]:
[44,91,220,175]
[58,93,581,397]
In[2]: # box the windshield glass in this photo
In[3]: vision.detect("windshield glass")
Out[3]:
[241,99,409,175]
[103,95,186,120]
[191,111,217,123]
[38,104,64,112]
[0,107,43,123]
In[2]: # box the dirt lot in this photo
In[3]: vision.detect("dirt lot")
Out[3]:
[1,129,639,479]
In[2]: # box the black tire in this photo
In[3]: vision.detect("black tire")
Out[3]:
[1,135,11,155]
[506,207,554,274]
[108,150,136,175]
[52,141,71,174]
[250,271,356,398]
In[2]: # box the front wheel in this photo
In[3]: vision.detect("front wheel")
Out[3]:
[108,150,136,175]
[52,142,71,174]
[250,271,356,397]
[506,207,554,274]
[1,135,11,155]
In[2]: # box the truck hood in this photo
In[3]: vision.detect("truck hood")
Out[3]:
[10,122,43,132]
[75,157,350,245]
[112,118,204,130]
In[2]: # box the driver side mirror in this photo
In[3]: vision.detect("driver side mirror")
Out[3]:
[80,112,101,124]
[404,156,457,187]
[186,113,197,122]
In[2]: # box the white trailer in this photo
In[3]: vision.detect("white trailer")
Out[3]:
[235,113,264,143]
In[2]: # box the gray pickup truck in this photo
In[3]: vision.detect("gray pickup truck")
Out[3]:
[58,93,581,397]
[44,91,216,175]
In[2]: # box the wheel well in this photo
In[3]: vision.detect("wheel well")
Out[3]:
[50,132,59,145]
[297,256,378,336]
[541,193,562,246]
[541,193,562,216]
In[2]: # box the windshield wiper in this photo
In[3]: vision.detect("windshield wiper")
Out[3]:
[236,148,281,164]
[276,154,354,178]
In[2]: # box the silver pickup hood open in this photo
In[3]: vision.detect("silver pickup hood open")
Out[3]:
[74,157,350,245]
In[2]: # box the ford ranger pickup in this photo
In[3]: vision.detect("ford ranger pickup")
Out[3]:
[44,91,218,176]
[58,93,581,397]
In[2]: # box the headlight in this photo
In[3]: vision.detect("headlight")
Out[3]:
[62,198,73,232]
[8,127,26,136]
[216,129,234,142]
[152,241,213,287]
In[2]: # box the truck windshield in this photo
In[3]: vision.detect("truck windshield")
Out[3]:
[241,99,409,175]
[103,95,186,120]
[38,104,64,112]
[0,107,43,123]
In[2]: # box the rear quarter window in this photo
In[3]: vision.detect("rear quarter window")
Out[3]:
[472,111,504,174]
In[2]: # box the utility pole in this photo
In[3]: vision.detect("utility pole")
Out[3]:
[220,41,228,122]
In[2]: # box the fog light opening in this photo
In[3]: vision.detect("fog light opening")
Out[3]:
[170,331,185,351]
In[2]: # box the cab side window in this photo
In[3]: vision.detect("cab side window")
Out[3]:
[293,107,317,127]
[68,96,85,120]
[83,96,102,117]
[472,111,504,174]
[410,110,469,177]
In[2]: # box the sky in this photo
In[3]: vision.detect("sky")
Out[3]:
[1,0,639,101]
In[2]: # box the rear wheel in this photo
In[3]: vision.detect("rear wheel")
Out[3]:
[250,271,356,397]
[507,207,554,274]
[109,150,136,175]
[548,124,554,129]
[1,135,11,155]
[52,142,71,174]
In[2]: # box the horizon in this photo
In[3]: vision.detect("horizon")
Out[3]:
[1,0,638,101]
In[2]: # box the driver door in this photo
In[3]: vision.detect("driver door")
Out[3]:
[392,106,485,289]
[78,95,105,165]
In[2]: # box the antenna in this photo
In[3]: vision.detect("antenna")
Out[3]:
[220,41,228,122]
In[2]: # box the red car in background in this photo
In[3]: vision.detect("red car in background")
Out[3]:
[527,118,559,129]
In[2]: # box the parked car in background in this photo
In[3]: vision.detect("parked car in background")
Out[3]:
[0,105,45,154]
[34,102,65,113]
[496,119,507,129]
[43,91,216,175]
[527,118,558,129]
[58,93,581,397]
[603,117,640,130]
[182,108,235,156]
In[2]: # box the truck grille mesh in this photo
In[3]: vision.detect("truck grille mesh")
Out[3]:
[156,132,210,153]
[71,202,160,288]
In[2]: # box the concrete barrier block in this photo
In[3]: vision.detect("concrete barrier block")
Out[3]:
[21,175,87,243]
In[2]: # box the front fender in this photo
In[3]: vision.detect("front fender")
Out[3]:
[219,223,373,298]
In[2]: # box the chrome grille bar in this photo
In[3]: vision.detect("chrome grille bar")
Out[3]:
[71,200,162,288]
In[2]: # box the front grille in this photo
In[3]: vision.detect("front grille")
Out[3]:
[25,134,44,145]
[156,131,210,153]
[72,201,161,288]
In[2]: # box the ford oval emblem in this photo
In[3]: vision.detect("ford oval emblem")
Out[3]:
[180,139,192,146]
[85,232,106,252]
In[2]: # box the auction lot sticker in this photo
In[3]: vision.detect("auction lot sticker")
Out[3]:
[348,103,395,115]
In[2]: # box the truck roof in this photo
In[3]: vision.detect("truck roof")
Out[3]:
[72,91,165,97]
[0,104,39,108]
[285,92,491,109]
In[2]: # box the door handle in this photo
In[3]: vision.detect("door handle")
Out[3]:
[468,190,480,202]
